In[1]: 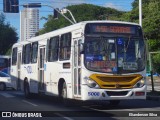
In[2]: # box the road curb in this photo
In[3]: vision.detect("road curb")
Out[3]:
[146,95,160,101]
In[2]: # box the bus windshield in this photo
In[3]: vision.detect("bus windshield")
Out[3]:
[84,24,145,74]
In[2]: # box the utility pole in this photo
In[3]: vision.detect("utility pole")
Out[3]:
[139,0,142,26]
[148,52,160,92]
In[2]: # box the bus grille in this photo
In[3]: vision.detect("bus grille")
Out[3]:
[106,91,128,96]
[89,74,143,89]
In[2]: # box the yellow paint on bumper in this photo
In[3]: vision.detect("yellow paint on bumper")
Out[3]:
[89,74,143,89]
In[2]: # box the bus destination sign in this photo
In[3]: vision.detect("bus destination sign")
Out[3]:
[85,23,137,35]
[95,26,131,34]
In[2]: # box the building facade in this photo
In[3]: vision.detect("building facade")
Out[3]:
[20,8,39,41]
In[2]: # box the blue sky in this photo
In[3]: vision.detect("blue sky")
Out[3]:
[0,0,134,38]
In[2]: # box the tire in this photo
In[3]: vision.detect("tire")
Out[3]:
[0,83,6,91]
[61,82,71,106]
[24,83,31,98]
[109,100,120,106]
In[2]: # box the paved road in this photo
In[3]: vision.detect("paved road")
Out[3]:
[0,90,160,120]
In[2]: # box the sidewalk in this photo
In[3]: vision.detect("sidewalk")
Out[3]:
[147,95,160,101]
[146,76,160,101]
[147,90,160,101]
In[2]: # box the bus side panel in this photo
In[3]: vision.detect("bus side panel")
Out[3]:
[10,66,18,90]
[44,62,60,95]
[44,61,73,98]
[21,63,39,94]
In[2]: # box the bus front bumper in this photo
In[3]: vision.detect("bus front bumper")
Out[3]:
[81,85,147,101]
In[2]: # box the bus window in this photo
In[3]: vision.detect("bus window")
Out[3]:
[12,47,17,65]
[0,59,7,68]
[23,44,31,64]
[48,36,59,62]
[59,33,71,60]
[31,42,38,63]
[0,57,10,74]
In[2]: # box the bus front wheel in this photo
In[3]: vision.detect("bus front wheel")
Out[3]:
[61,82,71,106]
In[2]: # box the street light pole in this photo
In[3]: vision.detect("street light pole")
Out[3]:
[42,5,76,24]
[60,8,77,24]
[139,0,142,26]
[12,3,76,25]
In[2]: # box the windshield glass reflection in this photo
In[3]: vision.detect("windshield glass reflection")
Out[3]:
[84,37,145,73]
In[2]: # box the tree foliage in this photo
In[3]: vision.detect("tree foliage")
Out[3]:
[38,4,124,34]
[38,1,160,73]
[143,0,160,73]
[0,13,18,55]
[119,0,160,73]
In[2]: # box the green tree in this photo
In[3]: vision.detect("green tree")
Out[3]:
[37,1,160,73]
[0,13,18,55]
[143,0,160,73]
[38,4,124,35]
[125,0,160,73]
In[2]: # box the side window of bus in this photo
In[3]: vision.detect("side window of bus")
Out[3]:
[59,33,71,60]
[31,42,38,63]
[12,47,17,65]
[48,36,59,62]
[22,44,31,64]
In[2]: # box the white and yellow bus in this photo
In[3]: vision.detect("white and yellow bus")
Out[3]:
[10,21,146,105]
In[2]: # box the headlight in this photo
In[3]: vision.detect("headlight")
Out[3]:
[133,78,145,88]
[84,76,99,88]
[7,78,11,82]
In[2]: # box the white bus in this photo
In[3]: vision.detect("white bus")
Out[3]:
[11,21,146,105]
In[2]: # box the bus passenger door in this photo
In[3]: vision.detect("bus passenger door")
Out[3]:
[73,39,82,98]
[17,52,21,90]
[38,47,45,92]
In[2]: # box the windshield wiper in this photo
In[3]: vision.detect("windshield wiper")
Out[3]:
[124,36,131,53]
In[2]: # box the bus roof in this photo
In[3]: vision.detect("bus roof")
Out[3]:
[13,20,140,48]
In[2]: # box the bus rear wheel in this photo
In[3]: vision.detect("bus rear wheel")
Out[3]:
[61,82,71,106]
[0,83,6,91]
